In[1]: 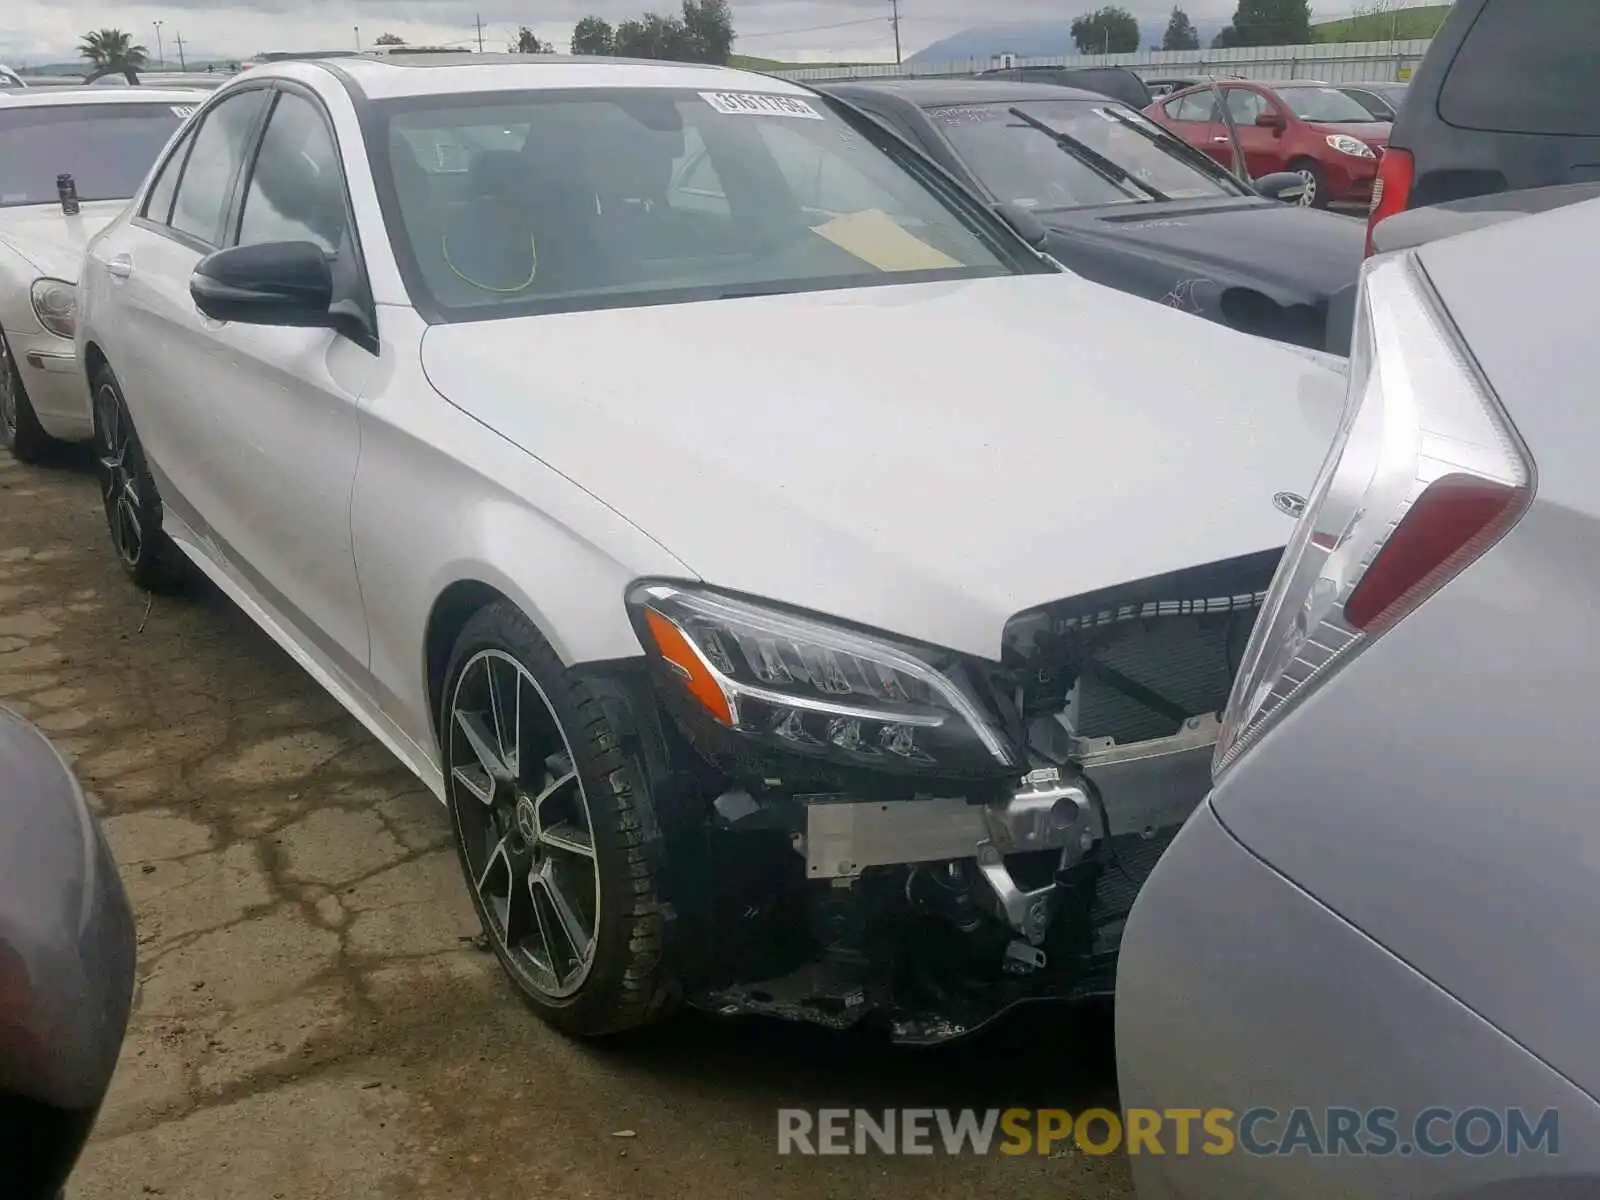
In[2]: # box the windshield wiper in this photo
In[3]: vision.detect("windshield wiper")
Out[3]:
[1007,106,1170,203]
[1096,108,1253,196]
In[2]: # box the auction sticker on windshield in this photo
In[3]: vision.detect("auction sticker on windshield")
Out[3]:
[171,106,197,118]
[700,92,823,119]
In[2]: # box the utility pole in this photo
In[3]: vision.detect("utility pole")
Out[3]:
[153,20,165,68]
[174,31,187,70]
[889,0,902,66]
[475,13,486,52]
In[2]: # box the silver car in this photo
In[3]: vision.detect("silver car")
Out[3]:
[1118,198,1600,1193]
[0,706,137,1199]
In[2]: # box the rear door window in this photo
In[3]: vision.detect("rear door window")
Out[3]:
[1439,0,1600,137]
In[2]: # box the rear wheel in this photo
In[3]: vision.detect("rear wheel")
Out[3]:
[91,363,182,591]
[441,601,677,1035]
[0,329,55,464]
[1289,159,1329,209]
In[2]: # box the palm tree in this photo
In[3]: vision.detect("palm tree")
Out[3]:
[78,28,149,78]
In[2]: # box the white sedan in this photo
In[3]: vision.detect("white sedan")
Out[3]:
[0,87,201,460]
[78,54,1344,1043]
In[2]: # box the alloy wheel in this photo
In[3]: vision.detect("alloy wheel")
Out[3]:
[95,384,144,568]
[447,649,601,1000]
[0,337,16,442]
[1295,169,1318,207]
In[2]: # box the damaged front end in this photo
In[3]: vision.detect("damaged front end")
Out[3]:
[625,554,1278,1044]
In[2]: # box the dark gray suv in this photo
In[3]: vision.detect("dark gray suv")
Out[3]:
[1366,0,1599,254]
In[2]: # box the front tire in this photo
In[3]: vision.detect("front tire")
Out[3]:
[0,329,55,464]
[441,601,677,1036]
[91,363,182,591]
[1289,159,1329,209]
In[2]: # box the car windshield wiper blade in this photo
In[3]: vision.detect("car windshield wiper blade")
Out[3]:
[1006,106,1170,203]
[1096,107,1252,195]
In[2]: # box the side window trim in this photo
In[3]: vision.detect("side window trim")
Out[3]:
[138,84,275,253]
[228,80,379,355]
[140,125,198,224]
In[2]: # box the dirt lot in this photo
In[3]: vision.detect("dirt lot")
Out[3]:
[0,448,1135,1200]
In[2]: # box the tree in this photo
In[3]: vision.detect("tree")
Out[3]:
[374,32,406,46]
[570,15,616,55]
[77,28,149,76]
[1069,7,1140,55]
[1161,6,1201,50]
[511,26,544,53]
[612,12,698,62]
[1212,0,1312,48]
[682,0,734,65]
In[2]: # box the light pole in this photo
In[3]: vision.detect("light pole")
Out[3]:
[889,0,901,66]
[354,25,362,51]
[152,20,165,68]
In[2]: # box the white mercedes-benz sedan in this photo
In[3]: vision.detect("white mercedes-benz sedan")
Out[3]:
[0,87,201,460]
[78,53,1344,1043]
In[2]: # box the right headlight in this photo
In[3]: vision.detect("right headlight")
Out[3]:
[30,278,77,339]
[627,582,1018,780]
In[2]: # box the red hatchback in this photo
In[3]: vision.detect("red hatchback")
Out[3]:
[1144,80,1391,209]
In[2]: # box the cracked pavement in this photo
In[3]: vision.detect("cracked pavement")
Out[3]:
[1,449,1135,1200]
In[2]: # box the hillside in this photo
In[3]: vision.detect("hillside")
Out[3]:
[1311,4,1451,42]
[906,19,1230,66]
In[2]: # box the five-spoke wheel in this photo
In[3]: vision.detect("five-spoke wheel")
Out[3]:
[448,649,601,999]
[440,601,676,1035]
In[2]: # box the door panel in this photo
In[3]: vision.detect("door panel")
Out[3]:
[193,88,376,670]
[1221,88,1286,179]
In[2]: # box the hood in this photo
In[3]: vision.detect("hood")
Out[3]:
[1040,197,1364,303]
[0,200,123,280]
[420,273,1346,660]
[1312,121,1391,147]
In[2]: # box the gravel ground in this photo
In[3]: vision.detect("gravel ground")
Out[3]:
[0,447,1136,1200]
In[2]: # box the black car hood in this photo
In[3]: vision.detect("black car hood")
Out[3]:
[1044,196,1363,297]
[1037,196,1365,352]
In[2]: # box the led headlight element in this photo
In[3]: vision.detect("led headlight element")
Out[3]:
[1325,133,1375,159]
[30,278,77,339]
[628,583,1016,776]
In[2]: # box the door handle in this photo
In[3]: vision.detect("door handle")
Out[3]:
[106,255,134,280]
[1212,136,1231,143]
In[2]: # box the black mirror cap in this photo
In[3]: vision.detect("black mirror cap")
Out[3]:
[993,201,1050,250]
[1253,171,1309,204]
[190,241,335,327]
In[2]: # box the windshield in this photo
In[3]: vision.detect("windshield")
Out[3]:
[927,99,1245,210]
[376,87,1016,319]
[0,103,187,207]
[1277,86,1384,124]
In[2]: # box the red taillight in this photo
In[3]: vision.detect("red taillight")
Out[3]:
[1344,473,1526,632]
[1365,146,1414,256]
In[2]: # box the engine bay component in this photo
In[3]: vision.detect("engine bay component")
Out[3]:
[802,768,1092,880]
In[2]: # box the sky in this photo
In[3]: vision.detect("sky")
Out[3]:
[2,0,1385,67]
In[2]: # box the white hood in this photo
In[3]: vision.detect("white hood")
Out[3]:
[0,200,123,280]
[420,273,1346,660]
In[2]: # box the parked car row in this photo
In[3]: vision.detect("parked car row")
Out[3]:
[1,34,1597,1198]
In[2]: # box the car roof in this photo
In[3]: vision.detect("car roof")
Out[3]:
[288,52,818,101]
[819,77,1110,107]
[0,87,210,107]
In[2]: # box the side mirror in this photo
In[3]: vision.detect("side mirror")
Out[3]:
[1253,171,1309,204]
[1254,110,1286,131]
[190,241,334,328]
[994,201,1049,250]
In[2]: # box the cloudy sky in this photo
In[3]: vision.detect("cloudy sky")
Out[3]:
[4,0,1371,66]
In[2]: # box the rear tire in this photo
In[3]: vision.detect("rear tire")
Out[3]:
[1289,159,1329,209]
[440,601,677,1036]
[90,363,183,591]
[0,329,55,464]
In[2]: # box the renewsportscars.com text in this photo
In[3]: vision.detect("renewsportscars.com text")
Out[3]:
[776,1107,1560,1158]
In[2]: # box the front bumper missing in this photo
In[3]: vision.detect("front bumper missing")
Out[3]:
[804,767,1094,948]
